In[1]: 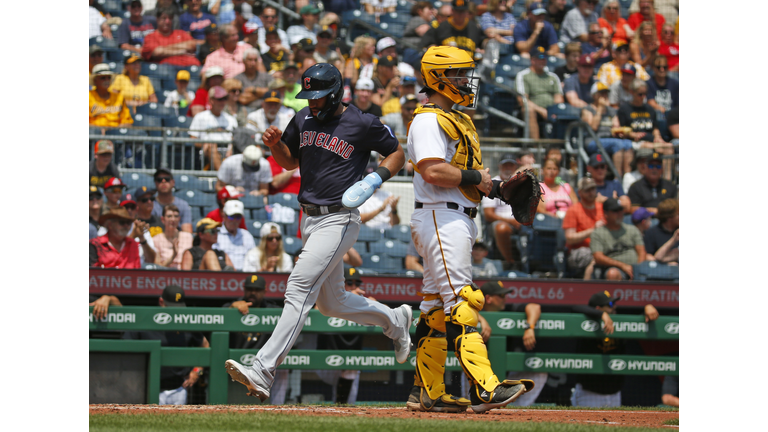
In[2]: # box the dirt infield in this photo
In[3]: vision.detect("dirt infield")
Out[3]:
[89,405,679,429]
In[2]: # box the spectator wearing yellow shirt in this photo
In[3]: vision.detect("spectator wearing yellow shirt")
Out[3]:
[381,75,418,117]
[89,64,133,128]
[109,55,158,108]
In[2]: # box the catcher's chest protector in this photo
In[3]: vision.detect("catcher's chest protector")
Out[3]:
[409,105,484,203]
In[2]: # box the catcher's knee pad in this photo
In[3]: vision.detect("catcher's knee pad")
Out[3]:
[414,308,449,400]
[447,286,500,394]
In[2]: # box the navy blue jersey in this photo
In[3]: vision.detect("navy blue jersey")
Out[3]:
[282,104,400,206]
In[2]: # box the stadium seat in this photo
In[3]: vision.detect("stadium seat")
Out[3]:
[247,219,265,238]
[268,193,301,210]
[547,56,566,71]
[281,220,301,238]
[189,205,205,219]
[141,62,176,80]
[175,173,211,191]
[499,54,530,68]
[106,50,127,63]
[137,102,176,119]
[175,189,217,207]
[496,63,527,79]
[251,208,269,222]
[512,1,527,18]
[202,205,217,218]
[132,113,163,136]
[360,253,402,273]
[107,61,124,75]
[90,36,118,51]
[546,103,582,140]
[520,213,564,274]
[354,240,369,253]
[633,261,679,282]
[283,236,303,255]
[369,239,409,258]
[357,224,383,242]
[97,0,123,16]
[163,114,191,129]
[122,172,155,189]
[383,224,411,243]
[241,194,265,210]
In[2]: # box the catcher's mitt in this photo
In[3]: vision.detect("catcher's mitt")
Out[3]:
[498,169,544,226]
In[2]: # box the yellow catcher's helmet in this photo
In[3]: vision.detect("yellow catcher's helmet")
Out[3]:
[420,46,479,108]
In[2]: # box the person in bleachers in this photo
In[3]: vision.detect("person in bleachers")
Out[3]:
[213,200,256,271]
[630,207,653,236]
[608,63,637,109]
[470,242,499,278]
[666,106,678,146]
[103,177,128,212]
[363,0,397,17]
[116,193,157,266]
[370,55,401,107]
[90,293,122,321]
[357,182,401,230]
[90,186,104,237]
[657,23,678,76]
[141,8,201,67]
[117,0,157,54]
[127,186,165,238]
[90,65,134,128]
[381,94,418,137]
[188,86,237,171]
[243,223,295,273]
[197,24,221,65]
[261,27,292,74]
[381,73,417,117]
[402,2,436,51]
[589,198,645,280]
[143,0,181,29]
[221,78,249,127]
[152,168,194,233]
[152,204,195,269]
[89,207,141,269]
[587,154,631,213]
[481,153,523,270]
[89,0,113,40]
[629,21,659,71]
[628,0,665,40]
[164,70,196,114]
[645,55,678,114]
[206,185,247,229]
[343,36,377,91]
[405,238,424,274]
[216,144,273,199]
[516,148,536,169]
[281,62,309,112]
[181,218,235,270]
[554,42,582,85]
[513,2,560,58]
[544,144,576,187]
[622,147,651,193]
[253,6,290,54]
[314,26,343,70]
[598,0,633,45]
[515,46,564,140]
[537,158,578,219]
[190,66,225,117]
[89,46,104,86]
[580,22,610,63]
[564,54,595,108]
[109,55,158,109]
[560,0,599,44]
[293,38,316,70]
[351,78,383,117]
[420,0,484,57]
[643,198,678,264]
[480,0,516,57]
[246,90,296,145]
[233,47,272,112]
[581,82,634,177]
[562,177,603,279]
[543,0,569,34]
[90,140,120,189]
[596,40,649,88]
[287,5,322,46]
[202,24,261,81]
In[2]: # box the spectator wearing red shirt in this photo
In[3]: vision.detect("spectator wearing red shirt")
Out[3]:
[89,207,141,268]
[627,0,665,40]
[657,23,678,74]
[267,156,301,195]
[205,185,247,229]
[141,8,201,67]
[562,177,604,279]
[189,66,225,117]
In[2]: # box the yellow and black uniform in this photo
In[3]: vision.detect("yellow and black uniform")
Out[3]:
[419,19,484,53]
[89,89,133,127]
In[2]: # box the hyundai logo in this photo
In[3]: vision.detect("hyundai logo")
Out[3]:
[325,355,344,367]
[664,322,679,334]
[328,318,347,328]
[581,320,600,332]
[240,354,257,366]
[608,359,626,371]
[497,318,515,330]
[410,357,417,367]
[241,314,260,326]
[525,357,544,369]
[153,313,172,325]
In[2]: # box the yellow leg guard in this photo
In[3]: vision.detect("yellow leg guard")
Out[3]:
[448,287,501,394]
[415,308,448,401]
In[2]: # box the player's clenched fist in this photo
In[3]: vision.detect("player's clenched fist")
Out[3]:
[262,125,282,148]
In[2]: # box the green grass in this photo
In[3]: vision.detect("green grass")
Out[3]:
[663,418,679,426]
[89,411,668,432]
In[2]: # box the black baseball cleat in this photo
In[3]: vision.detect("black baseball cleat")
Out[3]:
[470,379,533,413]
[406,386,471,413]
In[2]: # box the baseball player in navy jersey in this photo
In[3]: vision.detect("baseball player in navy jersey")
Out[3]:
[225,63,413,402]
[405,46,533,414]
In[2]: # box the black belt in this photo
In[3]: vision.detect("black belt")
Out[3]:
[301,204,346,217]
[415,202,477,218]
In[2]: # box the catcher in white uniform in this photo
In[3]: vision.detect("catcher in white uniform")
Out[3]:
[404,46,542,414]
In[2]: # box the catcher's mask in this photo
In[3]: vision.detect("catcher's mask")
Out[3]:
[420,46,480,108]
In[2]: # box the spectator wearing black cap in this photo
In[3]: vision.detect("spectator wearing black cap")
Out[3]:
[420,0,484,55]
[128,186,165,237]
[562,177,603,279]
[216,144,273,197]
[90,140,121,189]
[90,207,141,269]
[371,55,401,108]
[261,26,291,74]
[461,281,544,406]
[481,153,523,269]
[89,186,104,240]
[563,54,596,108]
[181,218,235,270]
[117,0,157,54]
[281,62,309,113]
[152,168,194,233]
[515,47,564,140]
[470,242,498,277]
[590,197,646,280]
[513,2,560,58]
[122,285,209,405]
[293,38,316,69]
[586,154,631,212]
[608,63,637,108]
[114,192,158,266]
[643,198,678,264]
[570,290,658,407]
[197,24,221,65]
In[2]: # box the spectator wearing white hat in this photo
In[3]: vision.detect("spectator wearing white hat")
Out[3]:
[189,85,238,171]
[213,200,256,271]
[89,64,133,129]
[190,66,225,117]
[243,222,295,273]
[352,78,383,117]
[216,145,273,200]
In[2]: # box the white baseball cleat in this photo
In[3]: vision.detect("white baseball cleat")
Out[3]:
[393,304,413,364]
[225,359,270,402]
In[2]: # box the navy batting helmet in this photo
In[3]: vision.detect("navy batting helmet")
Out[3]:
[296,63,343,123]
